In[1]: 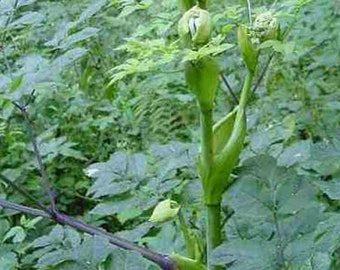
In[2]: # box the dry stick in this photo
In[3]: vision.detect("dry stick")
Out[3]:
[0,0,20,78]
[0,198,176,270]
[252,53,274,94]
[0,174,48,212]
[12,101,57,213]
[0,0,20,42]
[220,74,239,104]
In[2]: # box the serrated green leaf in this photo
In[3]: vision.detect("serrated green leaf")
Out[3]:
[86,152,147,197]
[107,249,154,270]
[314,214,340,254]
[76,0,107,24]
[3,226,26,243]
[59,27,100,50]
[302,140,340,176]
[115,222,153,242]
[315,177,340,200]
[142,223,178,254]
[32,225,64,248]
[0,250,17,270]
[118,0,152,18]
[222,155,324,268]
[212,239,277,269]
[10,11,44,27]
[36,250,73,268]
[51,48,87,72]
[278,140,311,167]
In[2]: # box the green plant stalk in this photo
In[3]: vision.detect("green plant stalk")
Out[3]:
[205,70,254,270]
[206,204,222,270]
[199,108,222,270]
[239,70,254,110]
[200,108,213,180]
[178,211,196,259]
[199,106,219,270]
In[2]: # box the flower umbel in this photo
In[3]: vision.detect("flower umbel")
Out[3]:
[253,11,278,42]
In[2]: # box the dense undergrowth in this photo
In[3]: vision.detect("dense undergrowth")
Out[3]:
[0,0,339,269]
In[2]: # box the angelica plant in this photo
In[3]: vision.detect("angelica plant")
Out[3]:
[152,1,281,269]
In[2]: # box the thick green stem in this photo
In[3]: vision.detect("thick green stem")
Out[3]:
[239,70,254,110]
[204,71,254,270]
[200,109,213,180]
[206,204,222,270]
[200,108,219,270]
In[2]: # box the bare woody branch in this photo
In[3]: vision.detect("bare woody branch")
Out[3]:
[0,198,176,270]
[12,97,57,213]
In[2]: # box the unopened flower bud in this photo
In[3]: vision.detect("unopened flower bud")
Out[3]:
[238,24,258,72]
[254,11,278,42]
[149,199,181,223]
[178,5,211,47]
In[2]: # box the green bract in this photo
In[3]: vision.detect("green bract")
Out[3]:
[149,199,181,223]
[237,24,258,72]
[184,56,219,111]
[205,108,247,205]
[178,5,211,47]
[212,106,238,155]
[254,11,278,42]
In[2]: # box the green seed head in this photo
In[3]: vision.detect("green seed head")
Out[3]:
[149,199,181,223]
[254,11,278,42]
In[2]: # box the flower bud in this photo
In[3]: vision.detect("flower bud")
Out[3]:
[237,24,258,72]
[149,199,181,223]
[254,11,278,42]
[178,5,211,47]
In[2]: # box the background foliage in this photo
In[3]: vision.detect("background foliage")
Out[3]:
[0,0,339,269]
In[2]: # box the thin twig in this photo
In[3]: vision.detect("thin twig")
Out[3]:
[0,0,20,78]
[246,0,252,26]
[0,0,20,42]
[252,53,274,94]
[0,174,48,212]
[220,74,239,104]
[12,96,57,213]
